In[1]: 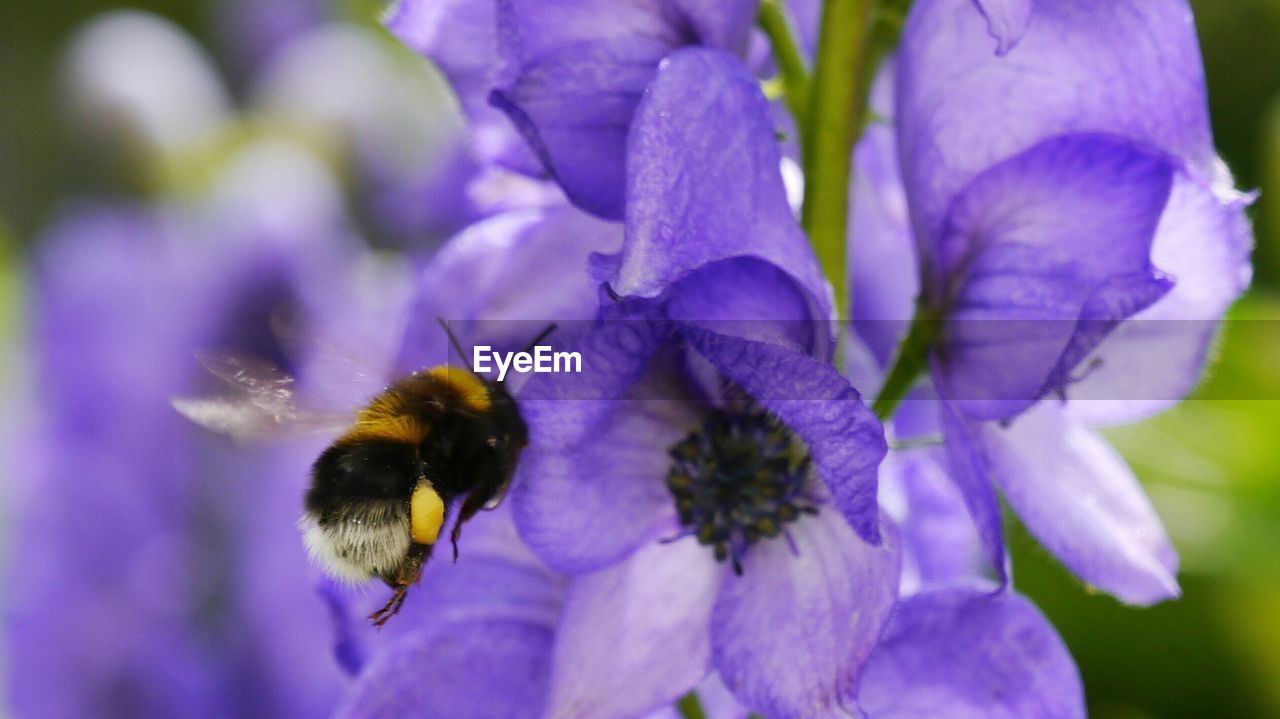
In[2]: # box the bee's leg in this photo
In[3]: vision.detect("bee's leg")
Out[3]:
[448,490,494,562]
[368,543,431,627]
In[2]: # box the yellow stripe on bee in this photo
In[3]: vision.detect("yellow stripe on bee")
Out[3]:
[339,393,429,445]
[410,481,445,545]
[425,365,491,412]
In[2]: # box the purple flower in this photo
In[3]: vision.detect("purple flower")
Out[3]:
[863,0,1252,602]
[506,49,899,718]
[4,144,365,718]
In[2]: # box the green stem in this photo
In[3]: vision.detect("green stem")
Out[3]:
[801,0,874,325]
[870,309,938,420]
[757,0,811,128]
[677,692,707,719]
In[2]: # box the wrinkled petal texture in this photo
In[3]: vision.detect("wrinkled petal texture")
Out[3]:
[493,0,756,217]
[935,134,1175,420]
[712,511,900,719]
[548,537,723,718]
[684,328,887,544]
[617,48,832,325]
[970,0,1033,55]
[898,0,1214,243]
[858,588,1085,719]
[386,0,539,172]
[983,403,1180,604]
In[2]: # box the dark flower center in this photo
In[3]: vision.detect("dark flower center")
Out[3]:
[666,409,816,573]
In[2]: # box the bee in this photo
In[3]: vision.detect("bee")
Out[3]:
[175,320,553,625]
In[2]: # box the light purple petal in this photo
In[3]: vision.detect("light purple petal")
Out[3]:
[547,537,723,718]
[336,508,564,718]
[395,205,622,374]
[683,327,888,544]
[615,48,832,324]
[970,0,1033,55]
[1066,170,1255,423]
[492,1,756,217]
[982,403,1180,605]
[711,510,900,719]
[386,0,540,172]
[937,387,1008,584]
[858,588,1085,719]
[879,447,985,594]
[934,134,1175,420]
[898,0,1216,242]
[337,620,553,719]
[513,389,697,573]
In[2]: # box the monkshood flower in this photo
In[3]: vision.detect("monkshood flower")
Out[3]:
[387,0,761,220]
[507,49,899,719]
[4,143,364,718]
[868,0,1253,602]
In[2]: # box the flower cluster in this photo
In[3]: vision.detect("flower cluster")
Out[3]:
[5,0,1253,717]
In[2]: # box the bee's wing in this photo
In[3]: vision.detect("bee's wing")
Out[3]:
[175,351,354,441]
[269,306,396,412]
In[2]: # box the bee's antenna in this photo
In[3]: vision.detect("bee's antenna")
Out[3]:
[521,323,558,356]
[437,318,474,371]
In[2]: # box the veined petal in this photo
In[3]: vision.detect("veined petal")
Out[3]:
[970,0,1033,55]
[683,328,887,544]
[513,390,696,574]
[492,0,757,218]
[547,537,723,719]
[983,403,1180,605]
[858,588,1085,719]
[934,134,1175,420]
[616,48,832,324]
[898,0,1215,241]
[711,511,900,719]
[1066,170,1255,424]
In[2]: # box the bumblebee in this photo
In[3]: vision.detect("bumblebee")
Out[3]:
[176,322,546,625]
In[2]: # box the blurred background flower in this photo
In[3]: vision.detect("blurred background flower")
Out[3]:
[0,1,1278,718]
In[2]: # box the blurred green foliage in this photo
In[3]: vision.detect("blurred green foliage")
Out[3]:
[0,1,1278,718]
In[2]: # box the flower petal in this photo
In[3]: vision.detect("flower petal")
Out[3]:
[1066,170,1255,424]
[683,327,888,544]
[858,588,1085,719]
[491,1,757,217]
[970,0,1033,55]
[615,48,832,323]
[934,134,1175,420]
[513,388,697,574]
[937,390,1009,584]
[879,446,985,593]
[385,0,539,172]
[983,402,1180,605]
[665,257,825,357]
[898,0,1216,239]
[711,510,900,719]
[547,537,723,718]
[395,205,622,374]
[337,619,554,719]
